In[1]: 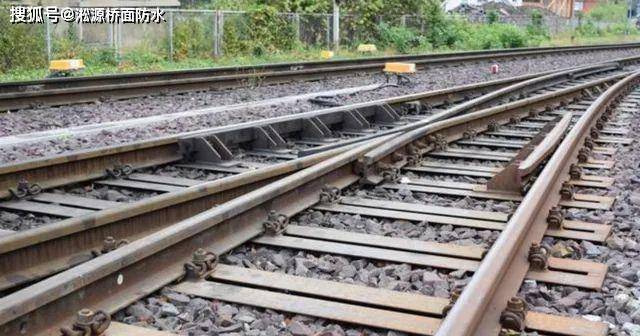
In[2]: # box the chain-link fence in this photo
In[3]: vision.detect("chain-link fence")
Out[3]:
[3,7,615,67]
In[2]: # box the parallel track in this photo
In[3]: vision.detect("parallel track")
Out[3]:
[2,42,640,111]
[0,65,636,336]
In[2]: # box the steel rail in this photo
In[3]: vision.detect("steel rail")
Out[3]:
[0,72,622,335]
[360,70,628,167]
[182,63,618,153]
[0,143,355,292]
[434,70,640,336]
[0,64,584,290]
[0,63,620,292]
[0,63,602,200]
[1,42,639,111]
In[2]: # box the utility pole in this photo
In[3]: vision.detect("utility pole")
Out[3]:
[332,0,339,51]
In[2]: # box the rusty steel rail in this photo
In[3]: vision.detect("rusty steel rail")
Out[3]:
[0,56,628,199]
[1,42,640,111]
[0,144,357,292]
[0,63,626,295]
[0,72,623,335]
[360,70,628,171]
[435,70,640,336]
[0,62,622,293]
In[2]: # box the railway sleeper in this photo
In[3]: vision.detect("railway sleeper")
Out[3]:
[1,65,635,336]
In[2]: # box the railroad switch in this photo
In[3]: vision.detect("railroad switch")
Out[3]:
[263,210,289,235]
[184,248,218,280]
[9,177,42,199]
[528,243,549,271]
[319,185,342,204]
[60,308,110,336]
[546,206,564,230]
[499,297,527,332]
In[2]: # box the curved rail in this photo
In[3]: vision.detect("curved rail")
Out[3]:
[0,70,623,336]
[435,69,640,336]
[0,62,609,293]
[0,61,612,199]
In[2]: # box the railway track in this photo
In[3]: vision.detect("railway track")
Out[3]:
[0,62,626,293]
[0,63,636,335]
[1,42,640,111]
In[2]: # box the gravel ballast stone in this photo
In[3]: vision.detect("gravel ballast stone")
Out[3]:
[2,49,640,164]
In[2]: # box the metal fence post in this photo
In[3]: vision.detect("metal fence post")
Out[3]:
[218,11,224,56]
[332,0,339,51]
[294,13,300,43]
[213,10,219,57]
[168,10,174,61]
[109,23,115,62]
[45,18,51,62]
[401,15,406,27]
[116,22,121,61]
[325,15,331,48]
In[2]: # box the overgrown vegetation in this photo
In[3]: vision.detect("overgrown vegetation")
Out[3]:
[222,5,297,56]
[0,7,47,73]
[0,0,637,81]
[575,2,637,37]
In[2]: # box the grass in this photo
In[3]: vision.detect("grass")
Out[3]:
[1,34,639,83]
[542,33,640,47]
[0,48,394,82]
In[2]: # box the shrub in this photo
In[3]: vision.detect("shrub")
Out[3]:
[173,16,213,60]
[81,47,118,67]
[376,22,430,53]
[486,10,500,24]
[463,23,528,50]
[223,5,296,56]
[247,5,297,55]
[52,25,84,59]
[0,7,47,72]
[122,48,165,66]
[526,10,548,37]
